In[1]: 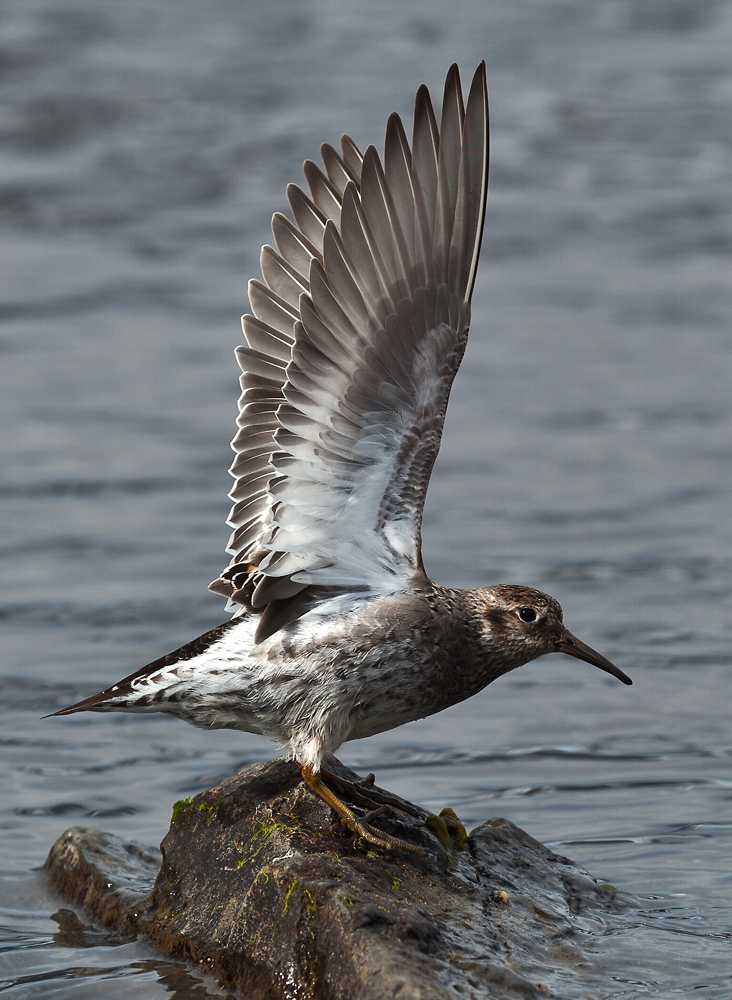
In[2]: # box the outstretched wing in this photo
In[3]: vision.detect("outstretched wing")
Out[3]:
[209,63,489,642]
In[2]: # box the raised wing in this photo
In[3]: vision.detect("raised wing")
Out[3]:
[209,63,489,641]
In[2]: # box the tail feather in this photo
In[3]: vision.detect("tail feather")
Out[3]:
[44,619,240,718]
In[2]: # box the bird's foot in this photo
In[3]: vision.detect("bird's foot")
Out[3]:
[301,764,427,856]
[319,766,425,819]
[425,808,468,852]
[341,811,426,855]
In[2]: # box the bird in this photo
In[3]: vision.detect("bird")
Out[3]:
[49,63,631,854]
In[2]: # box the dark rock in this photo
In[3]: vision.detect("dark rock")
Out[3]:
[44,756,627,999]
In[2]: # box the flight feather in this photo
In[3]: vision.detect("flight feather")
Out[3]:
[208,63,489,642]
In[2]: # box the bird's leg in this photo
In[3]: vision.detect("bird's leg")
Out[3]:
[301,763,426,856]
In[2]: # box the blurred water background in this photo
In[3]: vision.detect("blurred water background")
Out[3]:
[1,0,730,996]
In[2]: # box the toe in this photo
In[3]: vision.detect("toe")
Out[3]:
[347,817,426,856]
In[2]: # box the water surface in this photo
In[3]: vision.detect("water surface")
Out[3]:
[1,0,730,996]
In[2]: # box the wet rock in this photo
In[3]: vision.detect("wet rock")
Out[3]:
[45,757,625,999]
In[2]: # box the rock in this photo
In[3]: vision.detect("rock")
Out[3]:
[45,757,626,999]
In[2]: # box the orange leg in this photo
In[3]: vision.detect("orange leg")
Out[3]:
[301,763,426,856]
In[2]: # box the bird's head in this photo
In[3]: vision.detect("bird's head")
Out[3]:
[475,584,632,684]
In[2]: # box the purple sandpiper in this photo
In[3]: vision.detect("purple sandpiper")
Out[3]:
[49,64,631,854]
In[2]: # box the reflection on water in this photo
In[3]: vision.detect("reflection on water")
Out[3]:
[1,0,731,996]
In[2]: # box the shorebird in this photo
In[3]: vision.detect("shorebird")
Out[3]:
[50,63,631,854]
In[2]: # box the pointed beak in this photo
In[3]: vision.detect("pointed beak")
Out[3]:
[556,629,632,685]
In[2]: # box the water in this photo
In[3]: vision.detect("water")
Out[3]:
[1,0,730,995]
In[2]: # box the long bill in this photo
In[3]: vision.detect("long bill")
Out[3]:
[556,629,632,685]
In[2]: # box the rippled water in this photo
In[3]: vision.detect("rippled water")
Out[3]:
[1,0,730,996]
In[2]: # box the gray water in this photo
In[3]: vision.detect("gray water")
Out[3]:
[1,0,730,996]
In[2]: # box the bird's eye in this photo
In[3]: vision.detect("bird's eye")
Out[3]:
[518,607,537,623]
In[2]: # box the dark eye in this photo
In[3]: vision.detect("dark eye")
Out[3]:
[518,607,537,623]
